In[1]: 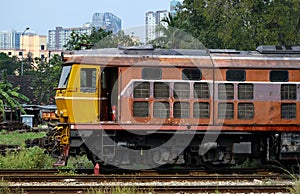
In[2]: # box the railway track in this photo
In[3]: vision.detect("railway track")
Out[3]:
[0,169,295,194]
[4,184,292,194]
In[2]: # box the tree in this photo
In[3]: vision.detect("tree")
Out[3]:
[0,53,19,75]
[0,71,29,120]
[21,52,36,75]
[177,0,300,50]
[64,28,140,50]
[64,28,113,50]
[94,30,140,48]
[151,12,203,49]
[30,55,63,105]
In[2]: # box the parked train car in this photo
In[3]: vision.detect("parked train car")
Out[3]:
[51,45,300,169]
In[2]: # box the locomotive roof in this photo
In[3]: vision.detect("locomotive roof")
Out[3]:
[63,45,300,69]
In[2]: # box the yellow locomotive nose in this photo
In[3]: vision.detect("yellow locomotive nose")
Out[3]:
[55,91,69,123]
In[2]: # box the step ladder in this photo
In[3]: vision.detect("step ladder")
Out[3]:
[101,130,116,157]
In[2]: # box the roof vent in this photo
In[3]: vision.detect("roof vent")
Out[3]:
[118,44,154,50]
[256,45,300,54]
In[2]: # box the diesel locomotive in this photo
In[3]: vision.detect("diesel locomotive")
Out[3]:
[51,45,300,169]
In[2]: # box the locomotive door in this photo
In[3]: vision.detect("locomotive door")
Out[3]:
[99,67,118,121]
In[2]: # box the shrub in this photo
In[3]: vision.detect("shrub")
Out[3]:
[0,146,55,169]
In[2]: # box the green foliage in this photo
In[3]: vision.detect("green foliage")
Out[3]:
[289,177,300,194]
[0,130,46,146]
[87,186,151,194]
[64,28,140,50]
[151,12,204,49]
[0,53,19,75]
[0,72,29,120]
[234,158,259,168]
[177,0,300,50]
[0,146,55,169]
[0,178,11,194]
[64,28,113,50]
[30,54,62,104]
[58,155,94,173]
[94,30,140,48]
[0,131,55,169]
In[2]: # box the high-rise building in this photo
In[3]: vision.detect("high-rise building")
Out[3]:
[91,13,104,28]
[0,30,22,49]
[145,11,156,43]
[48,12,121,50]
[91,12,121,33]
[48,26,92,50]
[170,0,181,15]
[145,10,168,43]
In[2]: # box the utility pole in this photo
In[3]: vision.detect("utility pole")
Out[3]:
[21,27,30,76]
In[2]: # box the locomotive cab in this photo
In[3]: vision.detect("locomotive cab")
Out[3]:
[56,64,118,124]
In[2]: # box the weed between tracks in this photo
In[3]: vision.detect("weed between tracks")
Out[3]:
[87,187,153,194]
[0,178,24,194]
[269,164,300,194]
[285,166,300,194]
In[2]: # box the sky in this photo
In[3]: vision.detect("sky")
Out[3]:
[0,0,174,36]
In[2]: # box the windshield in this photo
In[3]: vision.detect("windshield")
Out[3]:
[58,66,71,88]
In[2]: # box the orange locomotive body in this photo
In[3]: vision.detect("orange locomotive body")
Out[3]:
[53,45,300,169]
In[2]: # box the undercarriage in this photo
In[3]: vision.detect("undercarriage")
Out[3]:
[58,128,300,170]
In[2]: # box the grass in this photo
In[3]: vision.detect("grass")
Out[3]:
[290,177,300,194]
[233,158,259,168]
[0,146,55,169]
[281,165,300,194]
[87,186,153,194]
[0,178,11,194]
[0,130,55,169]
[0,130,46,146]
[57,155,95,174]
[0,129,94,170]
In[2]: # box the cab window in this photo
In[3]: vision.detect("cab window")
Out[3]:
[58,66,71,88]
[80,68,96,93]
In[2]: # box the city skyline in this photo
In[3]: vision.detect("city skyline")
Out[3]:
[0,0,179,35]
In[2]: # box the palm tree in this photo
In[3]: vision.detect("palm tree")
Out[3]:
[153,13,186,49]
[152,13,203,49]
[0,72,29,121]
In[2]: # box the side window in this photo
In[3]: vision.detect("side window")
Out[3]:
[238,84,254,100]
[133,82,150,98]
[142,68,162,80]
[218,83,234,100]
[194,83,210,99]
[174,82,190,99]
[174,102,189,118]
[281,103,296,119]
[182,68,202,80]
[226,70,246,81]
[133,102,149,117]
[193,102,210,118]
[218,102,234,119]
[80,68,96,93]
[238,103,254,119]
[153,102,170,118]
[154,82,169,98]
[270,70,289,82]
[281,84,297,100]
